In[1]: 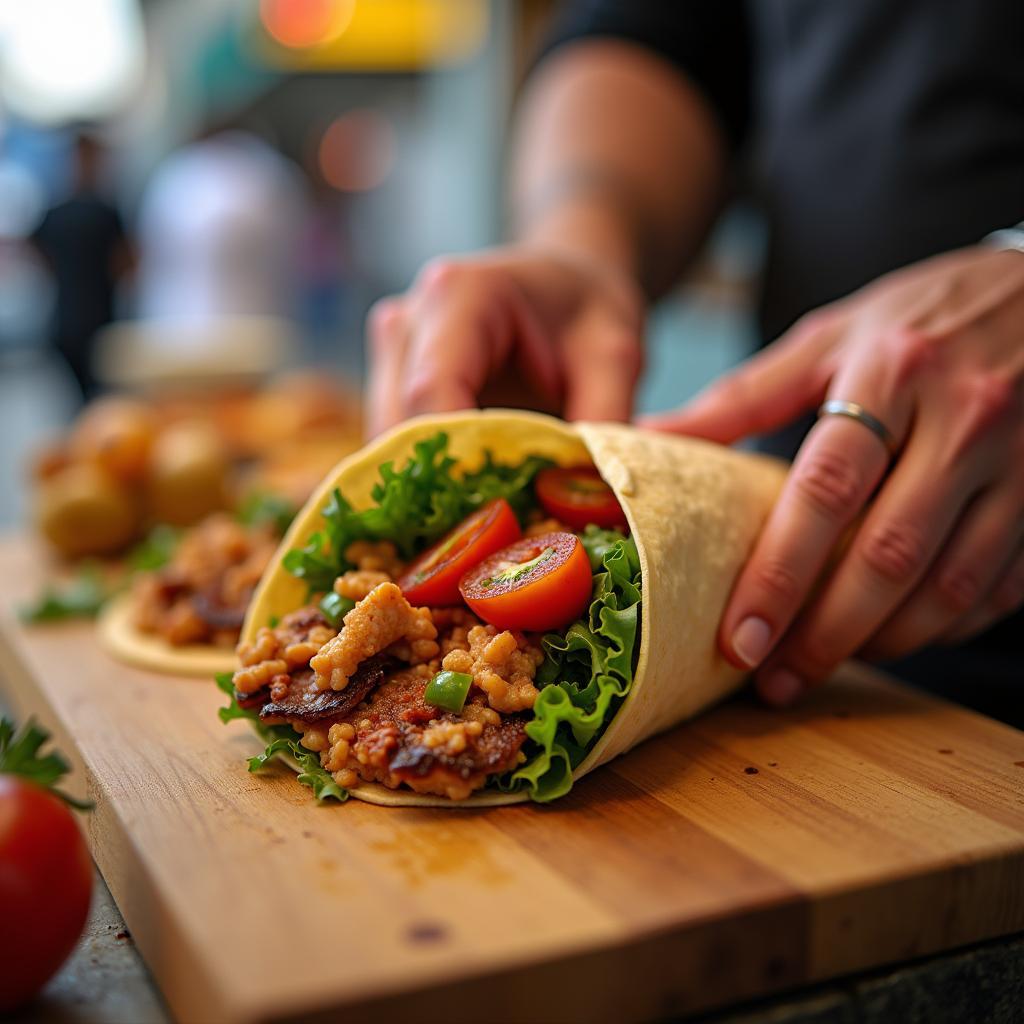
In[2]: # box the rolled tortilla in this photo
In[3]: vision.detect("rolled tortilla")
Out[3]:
[98,592,238,678]
[240,410,788,806]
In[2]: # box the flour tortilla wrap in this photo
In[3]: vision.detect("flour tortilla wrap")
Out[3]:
[98,593,237,678]
[240,410,787,807]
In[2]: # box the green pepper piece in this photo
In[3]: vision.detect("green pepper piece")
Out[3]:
[424,670,474,714]
[319,591,355,628]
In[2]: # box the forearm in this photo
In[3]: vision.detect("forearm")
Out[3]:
[510,39,729,299]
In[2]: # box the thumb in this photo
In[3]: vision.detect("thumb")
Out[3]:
[638,313,844,443]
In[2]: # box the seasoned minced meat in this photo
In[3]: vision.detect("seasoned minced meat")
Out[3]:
[344,539,405,578]
[441,625,544,713]
[310,582,438,691]
[333,569,391,601]
[233,607,336,695]
[132,513,278,647]
[296,669,528,801]
[234,590,533,800]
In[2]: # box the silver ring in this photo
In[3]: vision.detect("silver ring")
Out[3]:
[817,399,898,456]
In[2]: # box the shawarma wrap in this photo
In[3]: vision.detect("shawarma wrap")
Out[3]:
[218,410,787,807]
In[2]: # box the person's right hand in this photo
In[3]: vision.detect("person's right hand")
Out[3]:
[365,243,645,437]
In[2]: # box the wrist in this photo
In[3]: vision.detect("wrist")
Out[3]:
[513,173,647,292]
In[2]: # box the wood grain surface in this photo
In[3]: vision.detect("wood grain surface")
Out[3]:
[1,535,1022,1024]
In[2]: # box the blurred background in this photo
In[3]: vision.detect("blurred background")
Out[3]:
[0,0,761,528]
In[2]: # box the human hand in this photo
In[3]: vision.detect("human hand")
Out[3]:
[644,247,1024,705]
[365,244,644,437]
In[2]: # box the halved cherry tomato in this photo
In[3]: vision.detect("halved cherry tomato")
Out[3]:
[398,498,521,606]
[535,466,626,530]
[459,532,593,631]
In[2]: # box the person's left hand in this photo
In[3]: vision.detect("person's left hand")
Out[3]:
[643,246,1024,706]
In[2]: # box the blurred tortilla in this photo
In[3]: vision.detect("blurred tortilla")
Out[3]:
[241,410,788,806]
[98,592,237,678]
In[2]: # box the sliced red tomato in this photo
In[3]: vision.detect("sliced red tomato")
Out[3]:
[535,466,626,530]
[398,498,521,606]
[459,531,593,631]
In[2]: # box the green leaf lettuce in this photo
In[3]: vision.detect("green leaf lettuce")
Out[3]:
[215,672,347,803]
[508,532,642,801]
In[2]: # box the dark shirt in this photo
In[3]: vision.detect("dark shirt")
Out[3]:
[547,1,1024,718]
[548,1,1024,344]
[32,192,126,340]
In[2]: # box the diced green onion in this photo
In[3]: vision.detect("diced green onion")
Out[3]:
[424,670,474,714]
[319,591,355,628]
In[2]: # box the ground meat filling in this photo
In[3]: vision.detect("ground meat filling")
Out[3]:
[441,625,544,713]
[235,564,544,799]
[344,539,405,578]
[233,607,336,695]
[133,514,278,647]
[310,582,439,691]
[299,670,528,801]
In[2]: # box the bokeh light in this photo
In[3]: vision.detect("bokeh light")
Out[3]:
[0,0,145,124]
[259,0,356,50]
[317,110,396,193]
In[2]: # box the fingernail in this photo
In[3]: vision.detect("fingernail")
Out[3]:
[760,669,804,707]
[731,616,773,667]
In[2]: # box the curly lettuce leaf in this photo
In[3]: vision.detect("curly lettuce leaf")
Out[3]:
[215,671,261,726]
[509,533,642,802]
[215,673,346,803]
[579,524,629,571]
[283,434,552,592]
[247,736,348,803]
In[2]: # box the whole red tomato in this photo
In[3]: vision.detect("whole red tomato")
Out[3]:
[0,741,93,1011]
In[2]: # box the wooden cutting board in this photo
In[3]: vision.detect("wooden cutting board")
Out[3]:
[1,535,1022,1024]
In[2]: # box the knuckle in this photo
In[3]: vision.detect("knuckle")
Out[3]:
[933,564,983,614]
[930,372,1020,471]
[884,327,943,384]
[750,558,803,604]
[954,372,1017,432]
[787,309,836,347]
[860,520,929,585]
[793,449,864,519]
[416,257,471,298]
[367,298,403,341]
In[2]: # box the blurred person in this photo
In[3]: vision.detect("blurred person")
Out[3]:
[135,129,308,325]
[365,2,1024,720]
[30,130,132,402]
